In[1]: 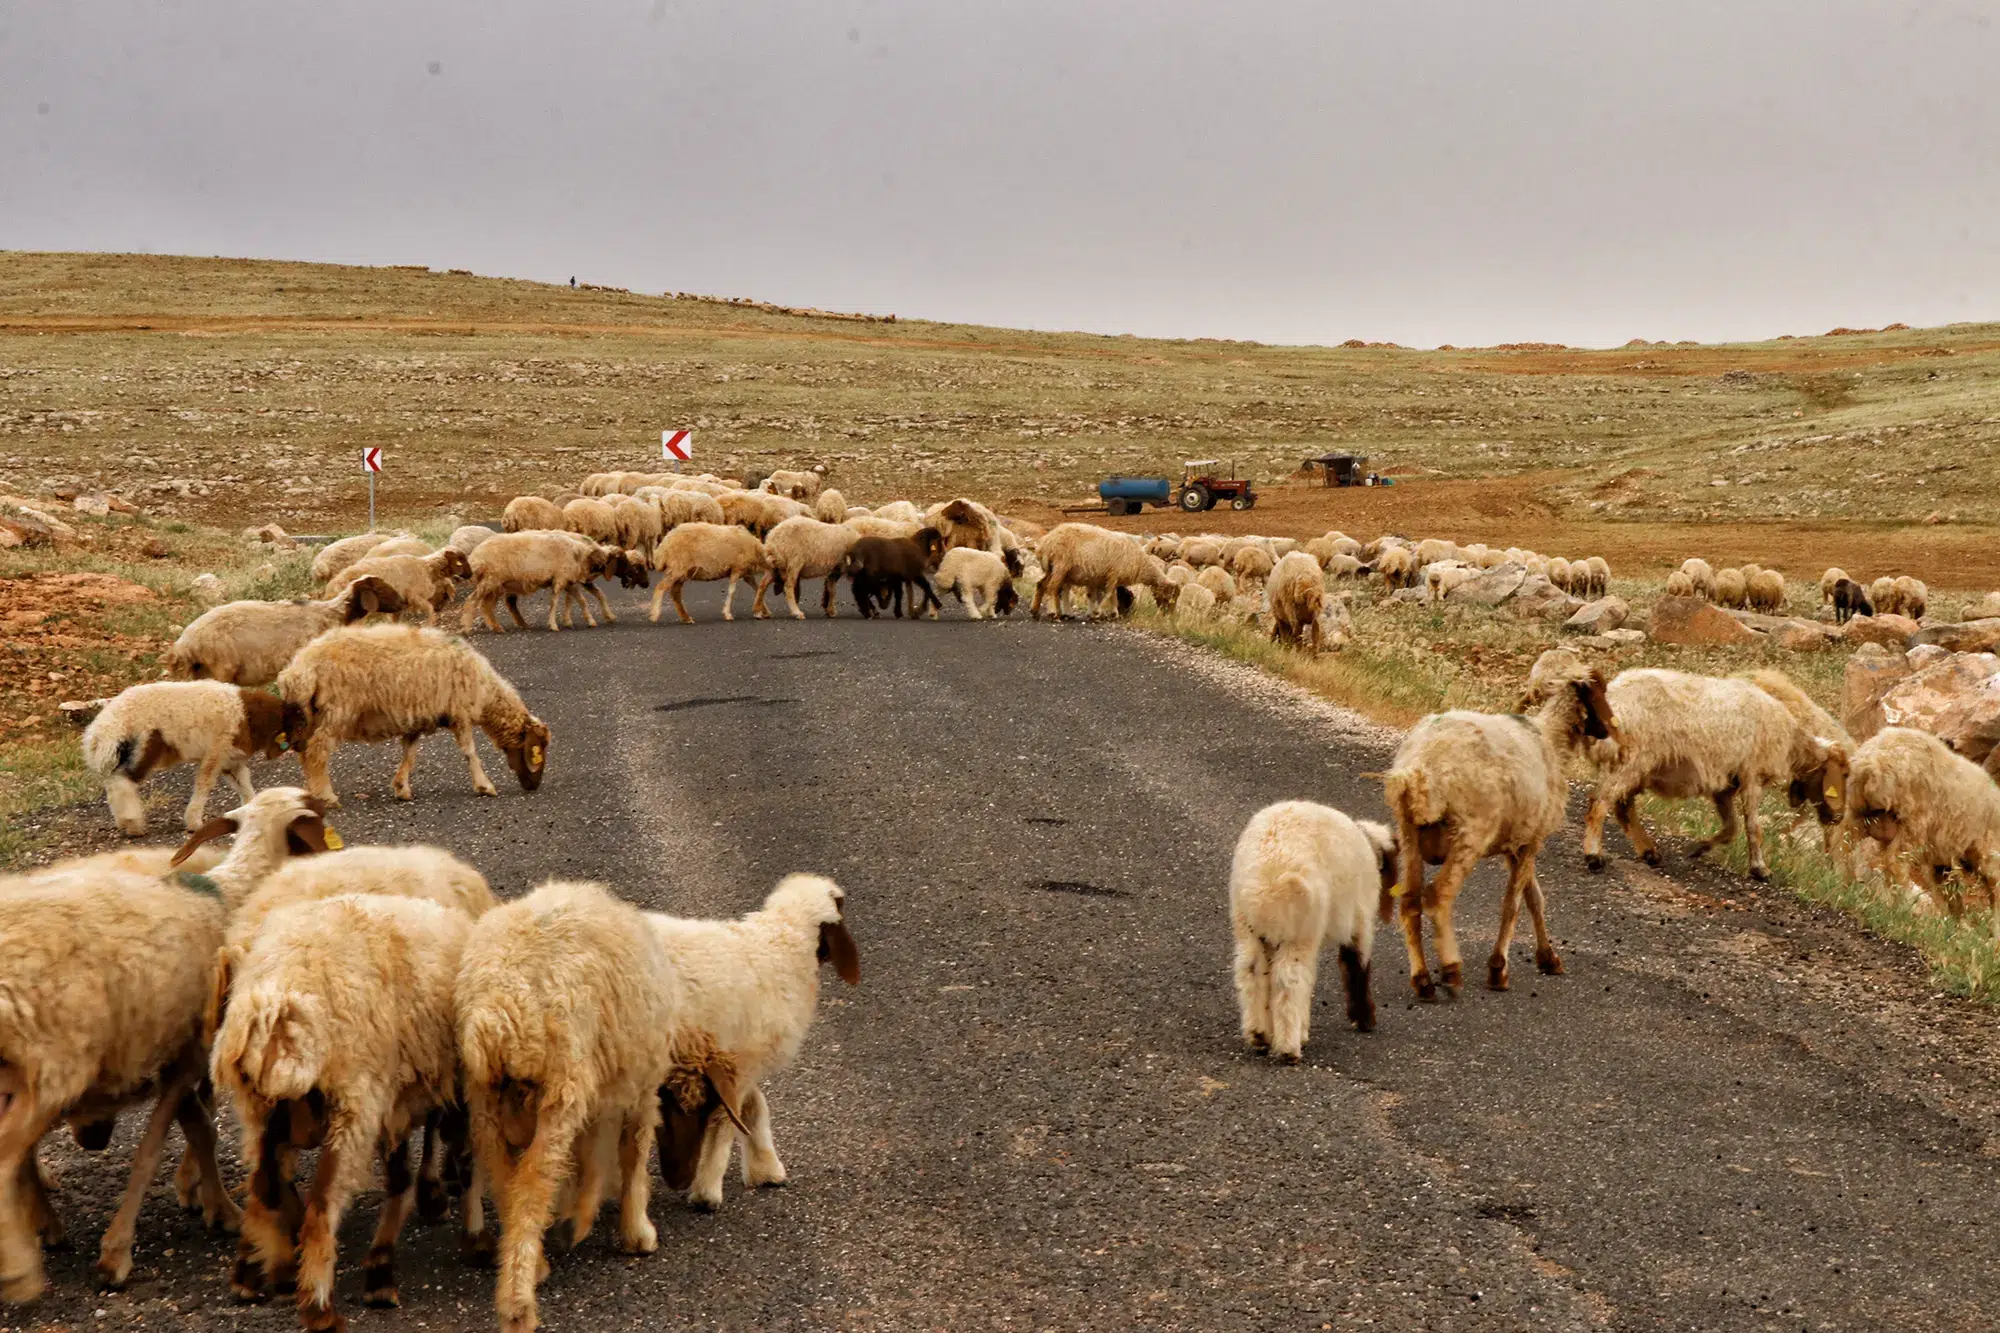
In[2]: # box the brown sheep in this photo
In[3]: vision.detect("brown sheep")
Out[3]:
[843,529,946,619]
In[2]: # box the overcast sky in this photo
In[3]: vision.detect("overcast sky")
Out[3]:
[3,1,1997,347]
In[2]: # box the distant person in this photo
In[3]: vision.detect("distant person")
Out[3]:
[570,276,577,288]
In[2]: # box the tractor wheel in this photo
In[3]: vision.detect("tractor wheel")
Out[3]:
[1231,494,1254,511]
[1106,499,1129,516]
[1179,485,1210,513]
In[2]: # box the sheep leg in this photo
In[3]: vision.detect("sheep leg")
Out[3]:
[616,1104,659,1254]
[295,1117,372,1333]
[505,593,529,630]
[233,1121,298,1301]
[1696,780,1743,860]
[1422,844,1479,999]
[557,1116,616,1249]
[1488,852,1532,991]
[0,1091,60,1304]
[1232,932,1273,1054]
[1739,780,1770,881]
[669,581,696,625]
[750,571,771,620]
[17,1156,63,1249]
[360,1136,417,1310]
[95,1068,195,1290]
[451,719,499,798]
[545,582,568,632]
[1337,943,1376,1032]
[174,1084,240,1233]
[686,1105,737,1212]
[738,1087,785,1189]
[299,735,340,806]
[460,1158,495,1267]
[494,1115,577,1333]
[584,582,615,625]
[821,574,839,618]
[1522,861,1565,975]
[184,745,229,832]
[1267,941,1319,1063]
[416,1110,456,1224]
[103,772,149,836]
[393,735,423,801]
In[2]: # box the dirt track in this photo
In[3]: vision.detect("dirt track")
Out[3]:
[12,586,2000,1332]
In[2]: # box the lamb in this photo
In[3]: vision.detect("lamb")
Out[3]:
[1893,575,1928,621]
[461,531,646,633]
[1714,567,1748,609]
[456,880,743,1333]
[844,528,946,619]
[1582,556,1611,598]
[650,522,771,623]
[655,487,726,531]
[644,874,858,1211]
[758,516,861,619]
[933,546,1024,619]
[609,494,664,555]
[502,497,566,533]
[1678,558,1716,600]
[277,624,550,805]
[1173,582,1218,621]
[1229,801,1398,1061]
[1194,566,1237,600]
[1745,568,1787,614]
[1231,544,1277,584]
[311,531,405,586]
[82,680,301,835]
[811,487,848,523]
[326,547,472,626]
[1831,576,1874,623]
[1179,537,1224,568]
[166,577,404,686]
[1031,522,1177,620]
[1819,567,1849,607]
[210,893,473,1324]
[1381,671,1617,997]
[1665,570,1695,598]
[562,497,622,545]
[1846,726,2000,916]
[1580,668,1837,881]
[0,786,332,1302]
[1265,551,1325,651]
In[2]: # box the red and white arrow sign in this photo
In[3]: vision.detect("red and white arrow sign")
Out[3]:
[362,447,383,473]
[661,429,693,461]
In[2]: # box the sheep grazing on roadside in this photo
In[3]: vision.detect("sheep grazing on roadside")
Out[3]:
[166,578,404,686]
[933,546,1024,619]
[655,487,726,532]
[1164,561,1195,587]
[1194,566,1237,600]
[1665,570,1695,598]
[1846,726,2000,917]
[457,880,743,1333]
[278,624,549,806]
[1031,522,1177,620]
[462,531,645,633]
[1581,668,1837,882]
[650,522,772,623]
[1147,535,1183,561]
[1819,567,1849,607]
[1741,669,1853,832]
[1266,551,1325,650]
[1372,545,1419,590]
[811,487,847,523]
[211,893,474,1323]
[1230,801,1397,1061]
[1324,553,1363,581]
[1413,538,1456,566]
[1893,575,1928,621]
[1831,576,1874,623]
[1746,568,1786,614]
[1678,558,1716,600]
[645,875,858,1211]
[1382,671,1616,997]
[1423,560,1478,603]
[502,497,566,533]
[609,494,665,555]
[759,516,861,620]
[1231,544,1276,584]
[0,787,332,1302]
[1546,556,1574,593]
[562,497,622,546]
[844,528,947,619]
[82,680,301,835]
[1714,567,1748,609]
[326,547,472,626]
[1173,582,1218,622]
[311,531,407,586]
[1179,537,1224,568]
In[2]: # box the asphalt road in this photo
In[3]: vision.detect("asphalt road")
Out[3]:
[14,582,2000,1333]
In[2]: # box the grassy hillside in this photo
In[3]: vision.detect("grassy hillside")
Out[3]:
[2,250,1997,537]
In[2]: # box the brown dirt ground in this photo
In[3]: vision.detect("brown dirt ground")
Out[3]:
[0,571,167,737]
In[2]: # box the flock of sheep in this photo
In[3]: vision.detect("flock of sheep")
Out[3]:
[9,460,1990,1330]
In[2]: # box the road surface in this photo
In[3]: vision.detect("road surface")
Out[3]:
[15,584,2000,1332]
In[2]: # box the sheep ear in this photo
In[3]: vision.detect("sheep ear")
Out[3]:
[172,816,238,867]
[286,814,330,856]
[818,920,861,985]
[705,1064,751,1135]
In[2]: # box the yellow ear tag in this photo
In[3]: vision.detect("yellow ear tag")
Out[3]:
[529,746,544,767]
[322,827,344,850]
[1824,785,1839,804]
[274,732,288,750]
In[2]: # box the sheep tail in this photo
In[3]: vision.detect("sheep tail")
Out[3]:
[216,987,330,1104]
[1381,768,1432,918]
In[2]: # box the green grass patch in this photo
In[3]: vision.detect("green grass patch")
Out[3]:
[0,737,95,867]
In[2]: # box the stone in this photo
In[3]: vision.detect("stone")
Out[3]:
[242,523,295,548]
[140,536,172,559]
[1905,643,1953,670]
[72,493,111,517]
[1447,561,1527,606]
[1507,576,1581,620]
[191,573,227,605]
[1774,621,1837,652]
[1562,596,1629,635]
[1843,644,1911,741]
[0,504,55,549]
[58,699,106,727]
[1932,675,2000,767]
[1649,595,1760,646]
[1602,628,1647,645]
[106,495,140,515]
[1908,619,2000,655]
[1879,653,2000,737]
[1389,586,1427,604]
[1840,613,1921,649]
[1966,592,2000,621]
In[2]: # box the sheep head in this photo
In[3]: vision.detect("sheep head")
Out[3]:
[341,575,405,622]
[913,526,946,567]
[172,787,333,867]
[435,547,473,581]
[1790,739,1851,826]
[498,715,551,792]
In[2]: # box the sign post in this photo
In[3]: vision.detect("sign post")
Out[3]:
[661,429,693,472]
[362,447,383,528]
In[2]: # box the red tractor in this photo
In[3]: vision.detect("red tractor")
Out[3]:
[1173,460,1256,513]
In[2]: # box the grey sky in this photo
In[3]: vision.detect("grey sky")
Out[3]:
[4,1,1997,347]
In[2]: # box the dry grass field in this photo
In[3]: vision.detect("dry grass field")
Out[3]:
[4,251,1999,572]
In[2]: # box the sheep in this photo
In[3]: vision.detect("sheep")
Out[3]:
[925,498,997,553]
[609,494,664,555]
[1173,582,1218,621]
[562,497,622,545]
[1332,536,1362,559]
[166,578,404,686]
[1746,568,1787,614]
[277,624,550,806]
[718,489,806,536]
[1230,544,1276,584]
[461,531,646,633]
[1302,536,1342,566]
[1324,553,1363,581]
[456,880,743,1333]
[758,516,860,620]
[1831,576,1874,623]
[844,528,946,619]
[1382,671,1617,997]
[1868,575,1899,616]
[1714,567,1748,609]
[502,497,566,533]
[1179,537,1224,568]
[871,500,923,524]
[811,487,848,523]
[1582,556,1611,597]
[366,536,432,561]
[577,473,621,497]
[1229,800,1398,1061]
[1413,538,1456,566]
[655,487,726,532]
[1146,535,1183,561]
[1894,575,1928,621]
[1423,560,1478,603]
[326,547,472,626]
[1665,570,1695,598]
[644,875,858,1211]
[1265,551,1325,651]
[1580,668,1837,882]
[311,531,405,586]
[1846,726,2000,917]
[1372,546,1419,590]
[1164,561,1195,586]
[1819,567,1849,607]
[762,467,825,502]
[0,786,332,1301]
[211,894,473,1323]
[448,525,499,557]
[1678,558,1716,600]
[81,680,301,835]
[1318,595,1354,648]
[1195,565,1237,600]
[221,842,496,955]
[1741,669,1853,832]
[1546,556,1574,593]
[1031,522,1177,620]
[842,515,921,541]
[933,546,1024,619]
[650,522,771,623]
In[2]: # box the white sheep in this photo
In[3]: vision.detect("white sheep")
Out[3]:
[1582,555,1611,597]
[1382,671,1617,997]
[650,522,771,623]
[461,531,646,633]
[932,546,1024,619]
[366,536,433,561]
[872,500,924,524]
[82,680,300,835]
[1173,582,1218,621]
[278,624,550,805]
[759,516,860,619]
[1265,551,1325,650]
[1847,726,2000,916]
[811,487,847,523]
[762,467,825,502]
[1746,568,1786,614]
[326,547,473,626]
[1714,567,1748,609]
[449,524,500,557]
[165,577,404,685]
[311,531,405,586]
[718,489,805,536]
[1180,537,1224,568]
[645,874,858,1211]
[1818,566,1849,607]
[562,497,621,545]
[1678,557,1717,600]
[1032,523,1176,619]
[609,494,665,554]
[1230,800,1397,1062]
[503,497,567,532]
[653,487,726,532]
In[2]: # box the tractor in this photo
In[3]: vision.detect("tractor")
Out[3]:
[1172,460,1256,513]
